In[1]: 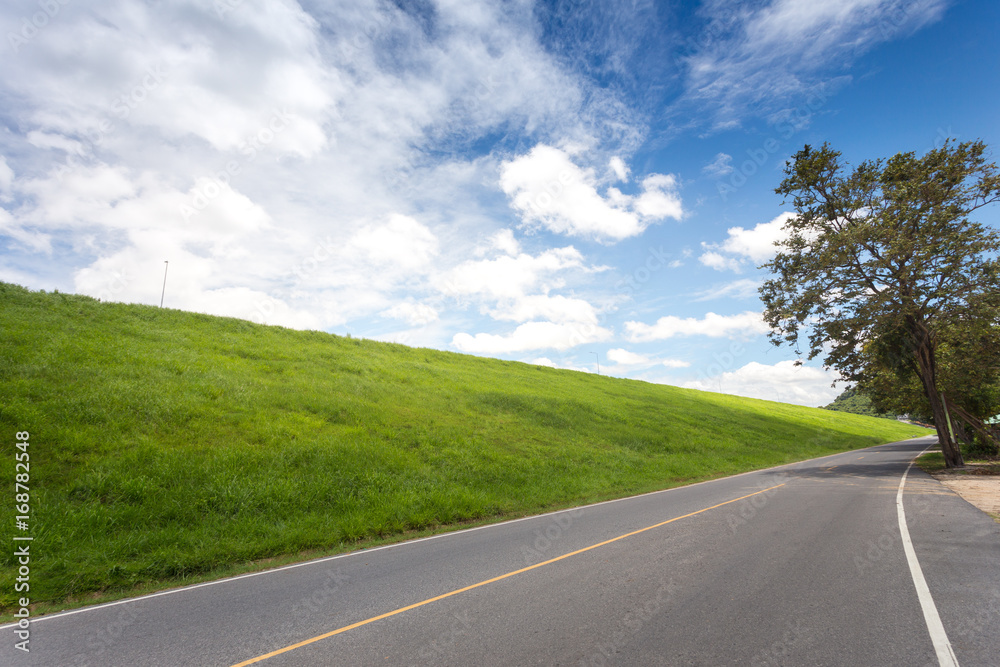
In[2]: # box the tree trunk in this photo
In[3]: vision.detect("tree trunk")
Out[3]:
[913,337,965,468]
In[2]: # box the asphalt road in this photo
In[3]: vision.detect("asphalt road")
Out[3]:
[3,435,999,666]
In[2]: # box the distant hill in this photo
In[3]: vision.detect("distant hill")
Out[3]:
[824,386,897,419]
[0,283,928,614]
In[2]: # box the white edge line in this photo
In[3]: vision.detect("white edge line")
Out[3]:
[2,434,936,629]
[896,444,960,667]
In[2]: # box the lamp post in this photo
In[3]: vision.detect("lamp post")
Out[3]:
[160,261,168,308]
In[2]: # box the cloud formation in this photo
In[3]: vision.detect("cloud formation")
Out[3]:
[685,360,841,407]
[678,0,949,128]
[699,212,795,272]
[626,311,769,342]
[453,320,612,354]
[500,144,682,242]
[702,152,734,176]
[0,0,962,404]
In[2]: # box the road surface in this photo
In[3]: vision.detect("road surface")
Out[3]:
[3,435,999,666]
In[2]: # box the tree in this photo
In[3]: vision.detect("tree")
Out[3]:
[859,311,1000,453]
[759,140,1000,467]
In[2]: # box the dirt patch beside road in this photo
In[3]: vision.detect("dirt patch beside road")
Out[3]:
[928,462,1000,522]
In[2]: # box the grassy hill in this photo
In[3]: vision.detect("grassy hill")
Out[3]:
[0,283,929,614]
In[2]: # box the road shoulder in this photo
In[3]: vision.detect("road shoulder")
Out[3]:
[917,455,1000,522]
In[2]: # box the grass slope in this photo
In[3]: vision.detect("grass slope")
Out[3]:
[0,283,929,613]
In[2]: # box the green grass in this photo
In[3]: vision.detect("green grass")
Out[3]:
[915,451,949,474]
[0,283,929,615]
[916,451,1000,475]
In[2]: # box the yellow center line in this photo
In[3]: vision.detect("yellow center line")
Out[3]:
[230,483,785,666]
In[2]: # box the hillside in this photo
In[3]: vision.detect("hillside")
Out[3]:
[824,386,897,419]
[0,283,929,613]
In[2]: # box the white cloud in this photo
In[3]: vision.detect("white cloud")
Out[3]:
[679,0,948,128]
[529,357,591,372]
[4,0,932,385]
[719,213,795,262]
[483,228,520,257]
[0,156,13,194]
[487,294,598,325]
[684,360,841,407]
[20,164,135,227]
[348,215,439,271]
[438,238,607,352]
[626,311,768,342]
[452,320,612,353]
[699,212,795,271]
[380,301,439,326]
[698,251,743,273]
[440,246,587,300]
[26,131,85,154]
[179,178,272,237]
[71,231,323,329]
[694,278,761,301]
[702,152,733,177]
[0,208,51,254]
[6,3,333,157]
[633,173,684,220]
[606,348,649,366]
[609,156,630,181]
[605,348,690,370]
[499,144,682,242]
[1,0,627,333]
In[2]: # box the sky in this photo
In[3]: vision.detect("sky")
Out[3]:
[2,0,998,407]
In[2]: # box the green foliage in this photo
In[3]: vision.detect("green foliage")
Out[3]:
[861,317,1000,425]
[0,283,928,613]
[760,139,1000,466]
[823,387,896,419]
[963,433,1000,459]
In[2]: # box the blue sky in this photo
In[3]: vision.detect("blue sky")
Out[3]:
[2,0,998,406]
